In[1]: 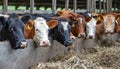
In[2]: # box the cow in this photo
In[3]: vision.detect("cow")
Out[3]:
[33,17,58,47]
[49,17,73,47]
[21,14,58,47]
[0,13,27,49]
[84,12,97,39]
[101,13,115,33]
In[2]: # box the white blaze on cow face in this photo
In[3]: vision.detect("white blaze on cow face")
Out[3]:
[103,15,115,33]
[79,17,83,24]
[86,18,96,39]
[61,21,69,31]
[33,17,51,47]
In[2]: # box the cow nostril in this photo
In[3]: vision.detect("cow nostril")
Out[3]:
[80,33,85,37]
[42,41,46,44]
[89,35,93,39]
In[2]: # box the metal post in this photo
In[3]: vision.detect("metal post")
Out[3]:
[87,0,90,11]
[73,0,77,12]
[93,0,96,12]
[30,0,34,14]
[103,0,106,12]
[65,0,69,10]
[99,0,102,13]
[52,0,56,14]
[3,0,8,14]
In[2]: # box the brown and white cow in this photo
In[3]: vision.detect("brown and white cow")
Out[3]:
[21,15,58,47]
[102,13,116,33]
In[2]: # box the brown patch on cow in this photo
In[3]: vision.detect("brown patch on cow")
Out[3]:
[24,19,35,39]
[85,17,92,22]
[47,20,58,29]
[57,10,71,16]
[96,20,105,38]
[115,15,120,33]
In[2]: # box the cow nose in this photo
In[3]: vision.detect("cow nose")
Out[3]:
[106,30,113,33]
[80,33,86,38]
[20,41,27,48]
[65,40,73,46]
[41,40,51,47]
[89,35,94,39]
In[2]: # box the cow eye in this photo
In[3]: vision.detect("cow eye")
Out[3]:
[10,27,15,31]
[35,29,38,31]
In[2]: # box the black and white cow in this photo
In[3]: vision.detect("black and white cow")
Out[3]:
[0,13,27,49]
[49,17,73,47]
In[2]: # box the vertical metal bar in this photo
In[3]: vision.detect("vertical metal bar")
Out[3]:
[99,0,102,13]
[73,0,77,12]
[93,0,96,12]
[65,0,69,10]
[103,0,106,12]
[87,0,90,11]
[52,0,56,14]
[106,0,109,12]
[30,0,34,14]
[3,0,8,14]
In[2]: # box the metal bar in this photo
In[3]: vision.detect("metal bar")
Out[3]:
[99,0,102,13]
[3,0,8,14]
[52,0,56,14]
[30,0,34,14]
[87,0,90,11]
[73,0,77,12]
[65,0,69,10]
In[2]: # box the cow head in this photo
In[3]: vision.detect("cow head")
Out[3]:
[7,13,27,49]
[50,17,73,47]
[86,17,97,39]
[115,15,120,33]
[33,17,58,47]
[21,14,35,39]
[103,14,115,33]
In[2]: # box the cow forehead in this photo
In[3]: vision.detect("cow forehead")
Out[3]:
[61,21,69,30]
[104,15,115,22]
[35,20,49,30]
[87,18,96,26]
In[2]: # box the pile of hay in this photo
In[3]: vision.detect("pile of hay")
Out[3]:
[30,41,120,69]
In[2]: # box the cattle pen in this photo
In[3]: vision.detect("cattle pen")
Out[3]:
[0,0,120,69]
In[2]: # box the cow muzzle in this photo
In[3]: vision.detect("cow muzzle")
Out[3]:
[65,40,73,47]
[20,41,27,48]
[40,40,51,47]
[78,33,86,38]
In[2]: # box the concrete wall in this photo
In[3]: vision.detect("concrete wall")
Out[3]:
[0,33,119,69]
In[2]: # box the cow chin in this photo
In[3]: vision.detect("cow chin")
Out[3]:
[34,36,51,47]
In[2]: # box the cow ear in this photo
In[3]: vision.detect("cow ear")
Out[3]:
[47,20,58,29]
[57,11,63,15]
[97,15,103,21]
[21,14,31,23]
